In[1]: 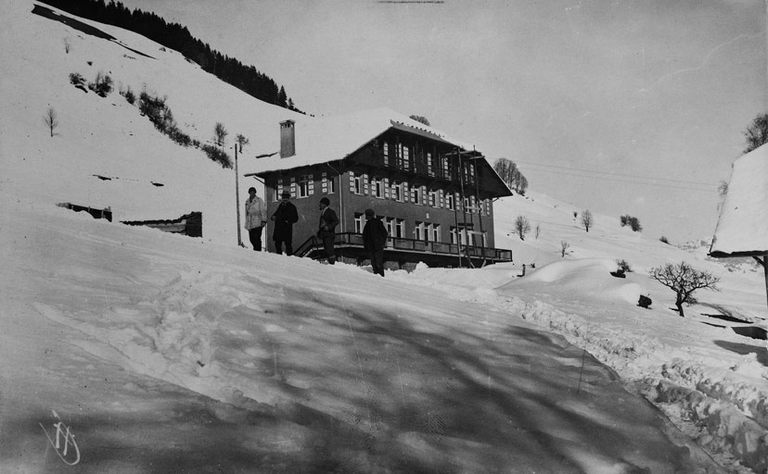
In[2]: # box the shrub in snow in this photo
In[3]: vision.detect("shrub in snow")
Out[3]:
[214,122,228,147]
[139,91,173,132]
[69,72,87,92]
[201,144,232,168]
[649,261,720,317]
[514,215,530,240]
[581,209,593,232]
[560,240,570,258]
[620,214,642,232]
[88,71,113,97]
[122,86,136,105]
[659,235,669,244]
[616,259,632,273]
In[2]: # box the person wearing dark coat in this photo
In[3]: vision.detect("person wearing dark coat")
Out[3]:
[271,190,299,255]
[317,197,338,264]
[362,208,388,277]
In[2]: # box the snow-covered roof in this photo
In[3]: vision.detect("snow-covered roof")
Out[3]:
[709,143,768,258]
[240,107,476,176]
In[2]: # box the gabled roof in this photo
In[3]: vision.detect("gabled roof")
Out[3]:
[241,107,474,176]
[709,143,768,258]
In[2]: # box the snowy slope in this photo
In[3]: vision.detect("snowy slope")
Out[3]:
[1,1,767,472]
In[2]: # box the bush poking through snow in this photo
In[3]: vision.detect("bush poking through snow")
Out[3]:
[69,72,87,92]
[620,214,642,232]
[88,71,113,97]
[616,259,632,273]
[659,235,669,244]
[560,241,570,258]
[581,209,593,232]
[201,144,232,168]
[122,86,136,104]
[214,122,228,147]
[649,261,720,317]
[137,91,194,148]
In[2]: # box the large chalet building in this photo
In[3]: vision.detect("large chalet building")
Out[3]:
[244,108,512,268]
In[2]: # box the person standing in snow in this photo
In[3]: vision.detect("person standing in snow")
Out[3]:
[362,208,388,277]
[245,187,267,251]
[317,197,338,264]
[270,190,299,255]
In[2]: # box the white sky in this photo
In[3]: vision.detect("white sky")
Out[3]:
[116,0,766,243]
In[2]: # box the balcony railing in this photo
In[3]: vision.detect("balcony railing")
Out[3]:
[295,232,512,263]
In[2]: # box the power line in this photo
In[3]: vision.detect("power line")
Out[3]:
[513,159,717,187]
[511,160,717,193]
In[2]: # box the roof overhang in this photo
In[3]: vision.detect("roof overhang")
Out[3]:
[709,143,768,258]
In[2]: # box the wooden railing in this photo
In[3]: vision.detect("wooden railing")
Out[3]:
[294,232,512,262]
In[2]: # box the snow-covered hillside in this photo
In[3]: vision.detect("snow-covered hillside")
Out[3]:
[2,1,767,472]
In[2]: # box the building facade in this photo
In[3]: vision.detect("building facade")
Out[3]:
[248,111,512,267]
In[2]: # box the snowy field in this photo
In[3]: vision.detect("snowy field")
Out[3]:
[1,1,767,472]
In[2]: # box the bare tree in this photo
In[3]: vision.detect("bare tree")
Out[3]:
[581,209,593,232]
[214,122,228,147]
[409,115,431,126]
[743,113,768,154]
[649,261,720,317]
[560,241,570,258]
[514,215,530,240]
[43,107,58,137]
[63,37,71,54]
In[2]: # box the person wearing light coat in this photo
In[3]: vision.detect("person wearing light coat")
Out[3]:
[245,187,267,251]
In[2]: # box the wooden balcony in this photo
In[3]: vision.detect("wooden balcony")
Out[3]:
[295,232,512,268]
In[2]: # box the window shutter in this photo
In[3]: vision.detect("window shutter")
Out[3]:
[384,178,390,199]
[363,174,369,195]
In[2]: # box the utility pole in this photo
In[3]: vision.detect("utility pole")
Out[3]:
[234,142,244,247]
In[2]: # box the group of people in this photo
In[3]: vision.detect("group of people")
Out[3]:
[244,188,388,276]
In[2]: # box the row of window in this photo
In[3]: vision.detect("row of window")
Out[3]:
[274,172,336,201]
[352,172,490,215]
[272,172,491,217]
[353,213,488,246]
[381,140,476,184]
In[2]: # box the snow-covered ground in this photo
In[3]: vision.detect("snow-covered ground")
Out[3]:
[1,1,767,472]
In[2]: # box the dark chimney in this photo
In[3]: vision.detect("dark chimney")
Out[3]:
[280,120,295,158]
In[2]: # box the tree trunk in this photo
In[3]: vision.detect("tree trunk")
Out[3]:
[675,295,685,317]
